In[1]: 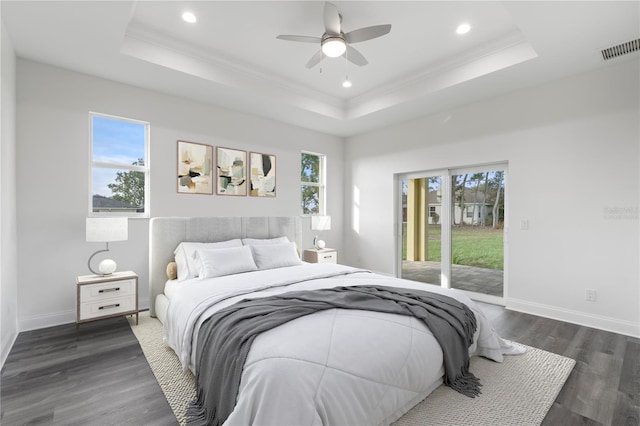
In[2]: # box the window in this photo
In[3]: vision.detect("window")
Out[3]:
[90,113,149,217]
[300,151,326,215]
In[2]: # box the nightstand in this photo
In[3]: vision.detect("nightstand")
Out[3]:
[303,248,338,264]
[76,270,139,326]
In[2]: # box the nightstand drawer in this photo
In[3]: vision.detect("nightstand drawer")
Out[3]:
[80,279,136,302]
[304,249,338,264]
[79,295,137,321]
[316,251,337,263]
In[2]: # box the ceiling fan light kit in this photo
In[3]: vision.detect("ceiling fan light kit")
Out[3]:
[322,36,346,57]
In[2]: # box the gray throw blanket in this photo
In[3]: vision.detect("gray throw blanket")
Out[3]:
[186,285,480,426]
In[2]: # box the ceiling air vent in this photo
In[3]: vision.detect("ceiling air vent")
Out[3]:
[601,38,640,61]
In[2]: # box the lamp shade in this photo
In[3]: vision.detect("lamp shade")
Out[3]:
[86,217,128,242]
[311,216,332,231]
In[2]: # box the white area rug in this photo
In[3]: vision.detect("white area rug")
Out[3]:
[129,312,575,426]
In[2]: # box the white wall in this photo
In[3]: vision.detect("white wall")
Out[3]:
[1,17,18,365]
[344,59,640,337]
[16,59,344,331]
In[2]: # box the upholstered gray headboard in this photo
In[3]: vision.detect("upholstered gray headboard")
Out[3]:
[149,216,302,317]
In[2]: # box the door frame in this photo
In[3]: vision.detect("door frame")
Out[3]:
[394,162,508,306]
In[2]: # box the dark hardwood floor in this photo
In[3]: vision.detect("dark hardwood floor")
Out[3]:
[479,303,640,426]
[1,316,177,425]
[1,305,638,426]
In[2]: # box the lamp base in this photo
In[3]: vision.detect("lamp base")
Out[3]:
[98,259,117,275]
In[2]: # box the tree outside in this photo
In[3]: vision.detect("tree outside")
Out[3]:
[452,171,505,228]
[107,158,145,209]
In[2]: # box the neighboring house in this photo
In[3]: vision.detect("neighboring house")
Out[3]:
[92,195,141,213]
[403,191,494,226]
[449,191,494,226]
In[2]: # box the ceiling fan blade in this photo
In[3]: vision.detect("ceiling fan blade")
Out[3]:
[323,2,341,35]
[306,50,325,68]
[344,24,392,44]
[344,45,368,66]
[276,35,322,43]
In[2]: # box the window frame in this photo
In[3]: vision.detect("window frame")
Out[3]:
[89,112,150,218]
[300,150,326,216]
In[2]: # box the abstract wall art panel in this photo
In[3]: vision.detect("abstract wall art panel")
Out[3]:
[177,140,213,194]
[249,152,276,197]
[216,147,247,196]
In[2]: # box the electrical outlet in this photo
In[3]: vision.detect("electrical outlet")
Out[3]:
[520,219,529,230]
[585,289,597,302]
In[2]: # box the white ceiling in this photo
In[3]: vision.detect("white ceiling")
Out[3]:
[3,1,639,137]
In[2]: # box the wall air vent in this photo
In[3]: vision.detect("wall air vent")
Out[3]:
[601,38,640,61]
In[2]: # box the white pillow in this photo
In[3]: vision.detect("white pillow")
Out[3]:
[241,236,289,246]
[251,242,303,270]
[174,239,243,281]
[195,246,258,279]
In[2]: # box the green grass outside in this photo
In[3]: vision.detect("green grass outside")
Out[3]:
[403,224,504,271]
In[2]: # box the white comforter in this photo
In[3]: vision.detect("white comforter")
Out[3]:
[164,263,517,425]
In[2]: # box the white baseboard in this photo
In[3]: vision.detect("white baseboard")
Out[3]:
[507,298,640,338]
[17,302,149,333]
[457,289,505,306]
[18,310,75,332]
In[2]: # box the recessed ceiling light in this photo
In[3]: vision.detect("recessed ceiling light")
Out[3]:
[456,23,471,35]
[182,11,197,24]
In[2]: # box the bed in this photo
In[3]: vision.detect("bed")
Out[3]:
[149,216,520,426]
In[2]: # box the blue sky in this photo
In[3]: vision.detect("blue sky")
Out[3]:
[91,115,146,197]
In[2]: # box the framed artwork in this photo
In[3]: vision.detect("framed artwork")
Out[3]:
[177,140,213,194]
[216,147,247,196]
[250,152,276,197]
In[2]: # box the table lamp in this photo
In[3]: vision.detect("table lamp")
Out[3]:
[311,215,331,249]
[86,217,128,275]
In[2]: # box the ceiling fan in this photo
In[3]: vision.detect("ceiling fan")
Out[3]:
[276,2,391,69]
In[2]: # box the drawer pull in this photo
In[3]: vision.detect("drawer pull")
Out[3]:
[99,303,120,310]
[323,255,333,259]
[99,287,120,293]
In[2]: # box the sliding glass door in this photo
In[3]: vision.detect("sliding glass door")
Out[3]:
[399,164,506,302]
